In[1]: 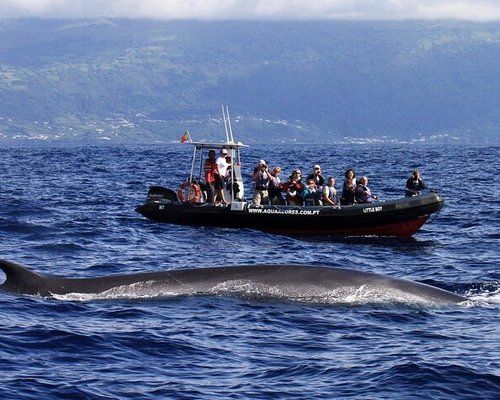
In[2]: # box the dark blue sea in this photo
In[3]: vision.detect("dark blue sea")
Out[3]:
[0,143,498,399]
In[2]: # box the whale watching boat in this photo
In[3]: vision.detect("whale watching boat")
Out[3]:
[136,107,444,237]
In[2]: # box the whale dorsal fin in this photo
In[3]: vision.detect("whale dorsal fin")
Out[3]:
[0,259,48,295]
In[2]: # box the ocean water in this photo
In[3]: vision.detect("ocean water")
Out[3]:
[0,143,498,399]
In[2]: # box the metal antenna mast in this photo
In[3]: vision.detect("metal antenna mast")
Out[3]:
[222,105,235,144]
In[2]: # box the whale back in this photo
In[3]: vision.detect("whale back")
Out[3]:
[0,259,466,304]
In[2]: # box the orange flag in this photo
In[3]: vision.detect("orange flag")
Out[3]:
[180,131,190,143]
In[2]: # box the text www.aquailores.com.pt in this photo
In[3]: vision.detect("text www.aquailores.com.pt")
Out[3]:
[248,208,320,216]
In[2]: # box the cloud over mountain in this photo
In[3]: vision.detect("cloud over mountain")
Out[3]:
[1,0,500,21]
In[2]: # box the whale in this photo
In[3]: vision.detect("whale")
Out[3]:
[0,259,466,305]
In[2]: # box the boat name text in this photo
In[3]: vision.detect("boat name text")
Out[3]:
[362,206,383,213]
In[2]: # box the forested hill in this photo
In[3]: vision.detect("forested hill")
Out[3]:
[0,19,498,144]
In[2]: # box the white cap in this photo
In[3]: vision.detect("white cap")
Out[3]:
[313,164,321,170]
[221,149,228,155]
[259,159,267,166]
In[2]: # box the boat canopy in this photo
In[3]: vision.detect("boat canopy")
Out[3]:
[186,106,248,203]
[187,141,248,150]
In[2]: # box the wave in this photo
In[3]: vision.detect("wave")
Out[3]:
[371,362,500,398]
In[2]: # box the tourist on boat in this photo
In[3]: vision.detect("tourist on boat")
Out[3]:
[302,179,322,206]
[322,176,338,206]
[252,159,272,205]
[269,166,285,205]
[340,169,357,205]
[283,169,304,206]
[216,149,230,178]
[204,149,227,205]
[223,156,232,181]
[405,169,426,196]
[355,176,378,204]
[306,164,325,189]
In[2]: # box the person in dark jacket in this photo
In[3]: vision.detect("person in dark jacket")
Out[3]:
[306,164,325,190]
[355,176,378,204]
[283,169,304,206]
[340,168,356,205]
[405,169,426,196]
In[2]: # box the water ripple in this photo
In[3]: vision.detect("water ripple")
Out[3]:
[0,144,498,399]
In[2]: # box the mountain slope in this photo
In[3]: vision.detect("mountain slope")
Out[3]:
[0,19,498,143]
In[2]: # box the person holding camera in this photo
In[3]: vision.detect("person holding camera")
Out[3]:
[252,159,272,205]
[405,169,426,196]
[306,164,325,190]
[283,169,305,206]
[269,166,285,205]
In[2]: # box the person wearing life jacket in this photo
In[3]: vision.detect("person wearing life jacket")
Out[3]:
[204,149,227,205]
[355,176,378,204]
[302,179,322,206]
[252,159,272,205]
[322,176,338,206]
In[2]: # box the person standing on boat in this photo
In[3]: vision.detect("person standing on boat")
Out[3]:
[340,169,357,205]
[204,149,227,205]
[252,160,272,205]
[269,166,285,205]
[322,177,338,206]
[306,165,325,190]
[216,149,230,179]
[405,169,426,196]
[355,176,378,204]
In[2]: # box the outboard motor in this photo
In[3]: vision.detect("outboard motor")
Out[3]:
[146,186,179,203]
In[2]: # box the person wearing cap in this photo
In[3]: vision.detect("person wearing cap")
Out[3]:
[252,159,272,205]
[405,169,426,197]
[306,164,325,190]
[216,149,230,178]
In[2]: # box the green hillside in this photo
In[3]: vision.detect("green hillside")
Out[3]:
[0,19,499,143]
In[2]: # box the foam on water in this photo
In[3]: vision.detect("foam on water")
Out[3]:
[49,279,472,308]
